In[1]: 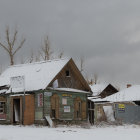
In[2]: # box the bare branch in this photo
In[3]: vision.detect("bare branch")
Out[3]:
[0,42,10,53]
[13,38,25,56]
[0,26,26,65]
[80,57,84,72]
[6,27,11,49]
[58,51,64,59]
[12,29,18,48]
[93,73,98,84]
[39,50,45,60]
[40,36,53,60]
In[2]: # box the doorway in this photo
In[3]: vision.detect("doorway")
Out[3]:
[13,98,21,124]
[88,100,94,124]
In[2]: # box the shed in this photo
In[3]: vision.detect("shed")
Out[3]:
[91,85,140,124]
[88,83,118,124]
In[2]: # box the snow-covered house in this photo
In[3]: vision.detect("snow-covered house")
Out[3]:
[89,84,118,98]
[90,85,140,124]
[0,58,91,125]
[87,84,118,124]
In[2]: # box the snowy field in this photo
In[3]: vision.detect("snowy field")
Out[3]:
[0,124,140,140]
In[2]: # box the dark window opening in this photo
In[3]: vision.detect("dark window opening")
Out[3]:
[66,70,70,77]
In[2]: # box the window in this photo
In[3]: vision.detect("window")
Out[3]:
[0,102,5,114]
[66,70,70,77]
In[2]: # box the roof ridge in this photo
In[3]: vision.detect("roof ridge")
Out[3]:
[8,57,70,68]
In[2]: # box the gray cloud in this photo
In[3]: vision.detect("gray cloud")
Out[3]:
[0,0,140,87]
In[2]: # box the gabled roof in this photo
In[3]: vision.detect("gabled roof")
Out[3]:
[90,85,140,102]
[0,58,70,93]
[90,84,108,96]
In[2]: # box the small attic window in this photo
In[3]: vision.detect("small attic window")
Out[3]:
[66,70,70,77]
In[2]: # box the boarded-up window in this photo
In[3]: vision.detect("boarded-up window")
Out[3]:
[74,97,82,119]
[74,97,87,120]
[0,102,5,114]
[82,101,86,120]
[0,102,6,120]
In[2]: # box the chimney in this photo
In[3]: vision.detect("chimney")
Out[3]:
[127,84,131,88]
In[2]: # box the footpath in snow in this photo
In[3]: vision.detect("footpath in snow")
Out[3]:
[0,124,140,140]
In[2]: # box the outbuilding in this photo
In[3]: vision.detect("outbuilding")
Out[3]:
[91,85,140,124]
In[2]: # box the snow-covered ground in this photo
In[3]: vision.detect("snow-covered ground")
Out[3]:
[0,124,140,140]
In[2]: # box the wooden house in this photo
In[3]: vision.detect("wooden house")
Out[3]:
[0,58,91,125]
[88,84,118,124]
[90,85,140,124]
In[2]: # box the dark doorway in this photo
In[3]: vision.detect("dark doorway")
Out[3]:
[88,100,94,125]
[51,94,59,119]
[13,99,20,124]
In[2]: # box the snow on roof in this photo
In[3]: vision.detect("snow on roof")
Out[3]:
[0,58,70,93]
[0,89,7,94]
[90,84,108,96]
[52,88,91,94]
[90,85,140,102]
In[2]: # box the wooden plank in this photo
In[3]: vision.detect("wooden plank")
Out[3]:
[23,95,35,125]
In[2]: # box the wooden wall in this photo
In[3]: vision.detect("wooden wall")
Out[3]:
[34,90,88,123]
[23,94,35,125]
[49,60,90,92]
[100,85,118,98]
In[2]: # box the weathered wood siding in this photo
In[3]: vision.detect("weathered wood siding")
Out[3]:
[24,94,35,125]
[100,84,118,98]
[49,61,90,92]
[34,90,87,122]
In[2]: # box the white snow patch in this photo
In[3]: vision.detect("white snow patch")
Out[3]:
[90,84,108,96]
[53,88,90,94]
[0,125,139,140]
[103,106,115,122]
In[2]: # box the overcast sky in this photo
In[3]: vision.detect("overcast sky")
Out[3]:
[0,0,140,87]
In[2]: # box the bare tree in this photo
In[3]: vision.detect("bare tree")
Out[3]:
[35,52,40,62]
[29,51,34,63]
[0,26,26,65]
[0,65,2,75]
[80,57,84,72]
[93,73,98,84]
[86,73,99,85]
[58,51,64,59]
[39,36,53,60]
[86,77,93,85]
